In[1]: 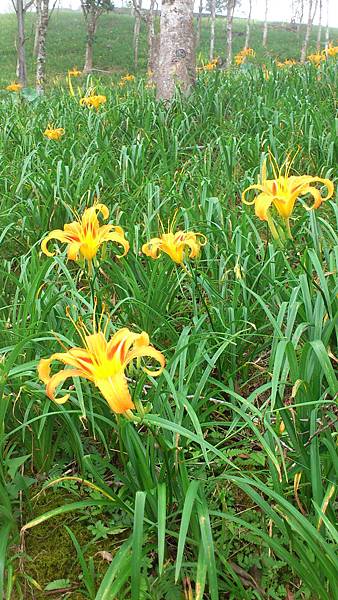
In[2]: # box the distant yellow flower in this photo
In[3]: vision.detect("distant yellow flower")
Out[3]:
[242,154,334,240]
[142,229,206,266]
[43,125,65,141]
[6,82,23,92]
[41,203,129,269]
[235,48,255,65]
[276,58,297,68]
[80,95,107,109]
[38,315,165,414]
[307,52,325,64]
[68,67,81,77]
[325,43,338,57]
[119,74,135,87]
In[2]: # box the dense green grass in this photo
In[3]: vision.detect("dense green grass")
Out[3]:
[1,9,338,86]
[0,16,337,600]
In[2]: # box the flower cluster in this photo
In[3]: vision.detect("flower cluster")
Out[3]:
[197,58,219,72]
[79,94,107,109]
[235,48,255,65]
[43,125,65,141]
[6,82,23,93]
[119,73,135,87]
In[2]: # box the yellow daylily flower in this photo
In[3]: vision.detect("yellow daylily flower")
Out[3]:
[38,315,165,414]
[307,52,325,64]
[79,95,107,110]
[43,125,65,141]
[142,229,206,266]
[6,82,23,92]
[68,67,81,77]
[41,203,129,269]
[235,48,255,65]
[242,155,334,240]
[325,43,338,57]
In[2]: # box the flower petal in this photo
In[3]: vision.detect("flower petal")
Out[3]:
[242,184,268,205]
[125,345,165,377]
[41,230,70,257]
[46,368,83,404]
[142,238,163,259]
[102,231,130,258]
[254,193,274,221]
[95,372,134,413]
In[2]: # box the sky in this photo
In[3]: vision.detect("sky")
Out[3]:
[1,0,338,27]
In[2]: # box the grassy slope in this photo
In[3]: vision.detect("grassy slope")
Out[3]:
[1,9,338,86]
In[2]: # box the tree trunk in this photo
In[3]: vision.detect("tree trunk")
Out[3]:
[133,0,142,69]
[244,0,252,49]
[324,0,329,55]
[16,0,27,85]
[36,0,49,93]
[226,0,235,69]
[34,0,42,55]
[147,0,156,74]
[83,12,96,73]
[209,0,216,60]
[300,0,318,62]
[196,0,203,47]
[316,0,322,51]
[262,0,268,48]
[156,0,195,101]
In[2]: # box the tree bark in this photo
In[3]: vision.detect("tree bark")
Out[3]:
[16,0,27,85]
[226,0,236,69]
[36,0,49,93]
[147,0,156,74]
[244,0,252,49]
[83,12,97,73]
[209,0,216,60]
[316,0,322,51]
[133,0,142,69]
[196,0,203,47]
[262,0,268,48]
[324,0,329,55]
[300,0,318,62]
[34,0,42,55]
[156,0,195,101]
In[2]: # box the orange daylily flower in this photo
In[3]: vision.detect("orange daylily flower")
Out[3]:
[79,95,107,109]
[242,154,334,239]
[41,203,129,268]
[43,125,65,141]
[38,315,165,414]
[6,82,23,92]
[142,229,206,266]
[68,68,81,77]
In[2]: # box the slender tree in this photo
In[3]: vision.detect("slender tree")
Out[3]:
[262,0,268,48]
[225,0,236,68]
[80,0,114,74]
[209,0,216,60]
[36,0,49,93]
[132,0,142,69]
[324,0,330,54]
[244,0,252,49]
[147,0,157,74]
[196,0,204,47]
[11,0,35,86]
[316,0,322,51]
[300,0,318,62]
[34,0,58,56]
[156,0,195,101]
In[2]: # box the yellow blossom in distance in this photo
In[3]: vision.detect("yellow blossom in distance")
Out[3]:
[38,311,165,414]
[68,67,82,77]
[6,82,23,92]
[80,95,107,109]
[43,125,65,141]
[142,228,207,266]
[307,52,325,64]
[242,153,334,240]
[41,203,129,269]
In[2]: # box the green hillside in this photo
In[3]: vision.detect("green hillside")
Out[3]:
[1,9,337,86]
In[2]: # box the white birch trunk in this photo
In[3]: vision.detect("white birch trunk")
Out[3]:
[147,0,156,74]
[133,2,142,69]
[209,0,216,60]
[324,0,329,54]
[16,0,27,85]
[196,0,203,47]
[156,0,195,101]
[244,0,252,49]
[300,0,318,62]
[36,0,49,93]
[226,0,235,69]
[83,12,97,73]
[316,0,322,51]
[262,0,268,48]
[34,0,42,55]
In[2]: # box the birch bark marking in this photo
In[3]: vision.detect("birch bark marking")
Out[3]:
[132,0,142,69]
[300,0,318,63]
[36,0,49,93]
[262,0,268,48]
[196,0,203,47]
[226,0,235,69]
[316,0,322,51]
[14,0,35,85]
[147,0,157,75]
[209,0,216,60]
[156,0,195,101]
[324,0,329,55]
[34,0,42,56]
[84,12,97,73]
[244,0,252,49]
